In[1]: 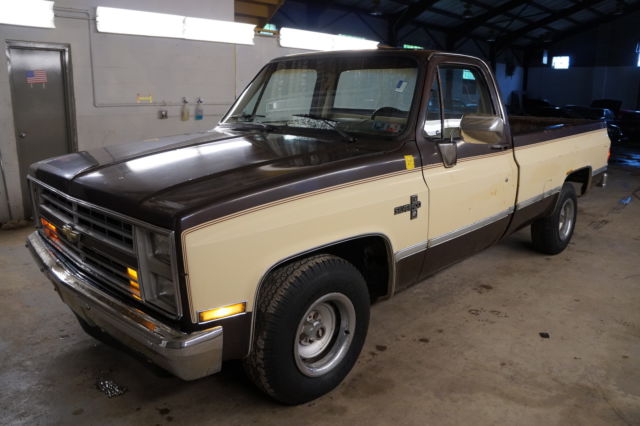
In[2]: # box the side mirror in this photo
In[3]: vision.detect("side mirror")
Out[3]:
[437,141,457,168]
[460,114,505,144]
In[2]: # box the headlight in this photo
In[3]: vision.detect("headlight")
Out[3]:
[135,228,181,317]
[150,233,171,264]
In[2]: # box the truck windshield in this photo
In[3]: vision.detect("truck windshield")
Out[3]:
[222,55,419,138]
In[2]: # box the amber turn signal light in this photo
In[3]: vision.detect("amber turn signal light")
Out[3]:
[127,267,138,281]
[40,217,56,232]
[199,302,246,322]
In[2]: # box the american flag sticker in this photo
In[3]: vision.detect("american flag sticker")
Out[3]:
[26,70,48,86]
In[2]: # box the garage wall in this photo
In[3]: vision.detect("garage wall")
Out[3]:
[527,66,640,109]
[525,9,640,109]
[0,0,301,223]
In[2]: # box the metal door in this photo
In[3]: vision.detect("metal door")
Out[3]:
[7,42,75,217]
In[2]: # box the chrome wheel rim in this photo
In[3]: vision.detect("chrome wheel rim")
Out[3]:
[558,198,575,241]
[294,292,356,377]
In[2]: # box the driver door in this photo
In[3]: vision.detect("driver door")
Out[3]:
[418,58,518,278]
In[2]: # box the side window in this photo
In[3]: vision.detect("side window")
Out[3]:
[438,66,496,139]
[423,78,442,137]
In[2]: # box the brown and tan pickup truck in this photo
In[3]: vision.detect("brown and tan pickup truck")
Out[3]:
[27,49,609,404]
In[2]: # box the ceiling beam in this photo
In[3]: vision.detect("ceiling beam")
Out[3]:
[525,1,581,25]
[235,0,285,26]
[526,2,640,48]
[387,0,539,45]
[392,0,439,30]
[566,0,607,18]
[274,0,512,50]
[451,0,528,39]
[460,0,551,39]
[387,0,538,46]
[495,0,604,48]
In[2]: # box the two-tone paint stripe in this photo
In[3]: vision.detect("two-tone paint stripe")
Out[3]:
[394,206,515,261]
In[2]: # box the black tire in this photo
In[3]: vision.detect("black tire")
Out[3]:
[244,254,370,405]
[531,183,577,255]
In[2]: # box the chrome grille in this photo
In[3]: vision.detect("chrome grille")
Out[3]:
[39,186,134,251]
[53,234,138,299]
[33,182,140,300]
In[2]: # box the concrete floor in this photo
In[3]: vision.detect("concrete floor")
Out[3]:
[1,165,639,426]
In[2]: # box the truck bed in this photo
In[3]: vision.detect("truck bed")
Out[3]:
[509,116,605,147]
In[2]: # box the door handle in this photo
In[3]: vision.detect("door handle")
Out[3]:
[490,144,509,150]
[18,132,27,139]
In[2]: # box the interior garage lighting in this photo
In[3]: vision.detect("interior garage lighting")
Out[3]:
[551,56,570,69]
[96,7,255,45]
[279,28,378,51]
[0,0,55,29]
[184,17,255,45]
[96,7,184,38]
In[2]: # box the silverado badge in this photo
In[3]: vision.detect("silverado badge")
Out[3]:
[61,224,81,243]
[394,195,422,220]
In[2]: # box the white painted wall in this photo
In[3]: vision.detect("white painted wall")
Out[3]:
[0,0,303,222]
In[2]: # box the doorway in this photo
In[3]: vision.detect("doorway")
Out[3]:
[7,41,76,218]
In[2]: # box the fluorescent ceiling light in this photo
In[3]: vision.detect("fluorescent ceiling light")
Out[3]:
[96,7,255,45]
[97,7,184,38]
[0,0,55,29]
[279,28,378,51]
[184,17,254,45]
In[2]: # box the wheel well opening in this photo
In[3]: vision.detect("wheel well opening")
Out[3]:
[275,236,392,302]
[566,167,591,195]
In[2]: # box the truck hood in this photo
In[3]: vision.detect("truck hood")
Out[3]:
[31,128,389,228]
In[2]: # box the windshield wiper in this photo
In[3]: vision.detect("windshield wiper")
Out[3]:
[292,114,357,143]
[219,122,276,131]
[227,112,266,122]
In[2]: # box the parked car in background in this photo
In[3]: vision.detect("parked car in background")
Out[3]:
[522,97,567,118]
[563,105,626,144]
[591,99,622,115]
[591,99,640,143]
[617,109,640,143]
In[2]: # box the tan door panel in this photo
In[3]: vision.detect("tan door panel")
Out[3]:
[424,152,518,243]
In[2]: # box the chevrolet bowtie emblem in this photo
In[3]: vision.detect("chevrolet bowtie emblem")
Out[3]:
[61,224,81,243]
[394,195,422,220]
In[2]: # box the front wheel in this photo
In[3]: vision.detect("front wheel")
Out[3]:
[531,182,577,255]
[244,254,370,405]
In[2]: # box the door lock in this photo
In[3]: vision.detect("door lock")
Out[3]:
[18,132,27,139]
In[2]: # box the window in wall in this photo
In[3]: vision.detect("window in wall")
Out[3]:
[462,69,475,80]
[637,52,640,67]
[551,56,570,69]
[403,44,424,50]
[258,23,277,36]
[542,49,548,65]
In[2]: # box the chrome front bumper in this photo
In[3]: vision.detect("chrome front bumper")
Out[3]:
[26,231,223,381]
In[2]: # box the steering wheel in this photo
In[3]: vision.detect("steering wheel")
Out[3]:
[370,106,406,120]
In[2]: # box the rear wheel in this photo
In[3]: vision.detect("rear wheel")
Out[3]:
[531,183,577,254]
[244,254,370,405]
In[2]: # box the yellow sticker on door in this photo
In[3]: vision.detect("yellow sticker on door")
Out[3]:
[404,155,415,170]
